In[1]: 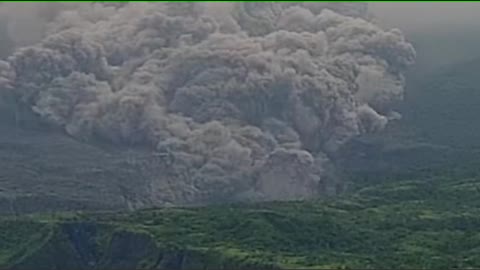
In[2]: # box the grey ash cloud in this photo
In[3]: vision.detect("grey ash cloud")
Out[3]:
[0,2,415,203]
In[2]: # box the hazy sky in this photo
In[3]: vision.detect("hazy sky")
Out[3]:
[369,2,480,32]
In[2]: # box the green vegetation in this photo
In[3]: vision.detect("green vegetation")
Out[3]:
[3,171,480,269]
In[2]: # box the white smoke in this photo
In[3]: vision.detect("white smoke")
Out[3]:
[0,2,415,203]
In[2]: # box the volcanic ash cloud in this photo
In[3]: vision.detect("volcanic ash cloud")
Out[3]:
[0,2,415,203]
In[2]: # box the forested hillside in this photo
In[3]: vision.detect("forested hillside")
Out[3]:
[3,171,480,269]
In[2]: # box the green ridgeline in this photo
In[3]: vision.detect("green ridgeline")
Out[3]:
[3,172,480,270]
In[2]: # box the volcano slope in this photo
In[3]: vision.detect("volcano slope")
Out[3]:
[2,3,480,269]
[3,171,480,270]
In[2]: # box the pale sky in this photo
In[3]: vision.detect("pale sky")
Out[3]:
[369,2,480,32]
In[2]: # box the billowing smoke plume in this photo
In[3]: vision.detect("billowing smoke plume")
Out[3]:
[0,2,415,203]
